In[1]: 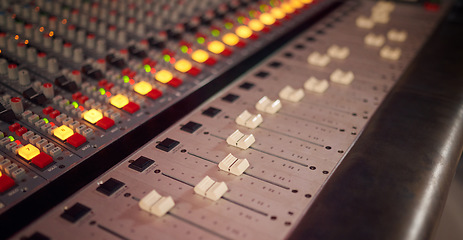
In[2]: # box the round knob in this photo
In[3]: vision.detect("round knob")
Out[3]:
[19,69,31,85]
[8,64,18,80]
[10,97,24,114]
[42,83,54,98]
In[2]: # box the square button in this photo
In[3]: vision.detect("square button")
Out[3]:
[181,121,202,133]
[60,202,91,223]
[67,133,87,148]
[268,61,282,68]
[122,102,140,114]
[129,156,155,172]
[147,89,162,100]
[239,82,255,90]
[0,175,15,193]
[156,138,179,152]
[222,94,239,103]
[202,107,221,118]
[31,152,53,169]
[54,125,74,141]
[18,144,40,161]
[96,117,115,130]
[96,178,125,196]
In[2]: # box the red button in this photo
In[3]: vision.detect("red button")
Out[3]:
[236,41,246,48]
[250,33,259,40]
[221,48,233,57]
[67,133,87,148]
[43,106,54,115]
[187,67,201,76]
[78,95,89,104]
[9,123,21,132]
[72,92,83,100]
[205,57,216,66]
[15,127,28,137]
[98,79,108,87]
[0,175,15,193]
[31,152,53,168]
[50,110,61,119]
[168,77,182,88]
[147,89,162,100]
[262,26,271,33]
[122,102,140,114]
[96,117,115,130]
[121,68,131,76]
[104,82,114,90]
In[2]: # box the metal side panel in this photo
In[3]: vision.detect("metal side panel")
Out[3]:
[289,1,463,240]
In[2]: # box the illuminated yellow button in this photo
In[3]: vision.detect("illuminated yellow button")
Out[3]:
[300,0,313,3]
[191,49,209,63]
[54,125,74,141]
[281,3,295,13]
[235,26,253,39]
[290,0,304,8]
[18,144,40,161]
[133,81,153,95]
[110,94,129,108]
[222,33,239,46]
[271,8,286,19]
[207,41,225,54]
[155,70,173,83]
[83,109,103,124]
[174,59,192,73]
[248,19,264,31]
[259,13,275,25]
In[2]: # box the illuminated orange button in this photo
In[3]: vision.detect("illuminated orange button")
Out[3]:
[300,0,313,3]
[259,13,276,25]
[290,0,304,8]
[110,94,129,108]
[271,8,286,19]
[54,125,74,141]
[281,3,295,13]
[235,26,253,39]
[83,109,103,124]
[18,144,40,161]
[207,41,225,54]
[174,59,192,73]
[191,50,209,63]
[133,81,153,95]
[155,70,173,83]
[222,33,239,46]
[248,19,264,31]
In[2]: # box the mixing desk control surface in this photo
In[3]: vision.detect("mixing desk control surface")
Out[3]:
[4,0,450,239]
[0,0,339,214]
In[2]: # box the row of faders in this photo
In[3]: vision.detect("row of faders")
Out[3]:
[13,1,447,240]
[0,0,335,213]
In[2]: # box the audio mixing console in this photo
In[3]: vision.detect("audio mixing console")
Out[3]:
[0,0,457,239]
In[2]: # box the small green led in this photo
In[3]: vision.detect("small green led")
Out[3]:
[8,136,14,141]
[99,88,105,95]
[237,16,245,24]
[181,45,188,53]
[249,10,255,18]
[144,64,151,73]
[163,55,171,62]
[197,37,205,44]
[43,118,49,124]
[123,75,130,83]
[224,22,233,29]
[72,102,78,108]
[211,29,220,37]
